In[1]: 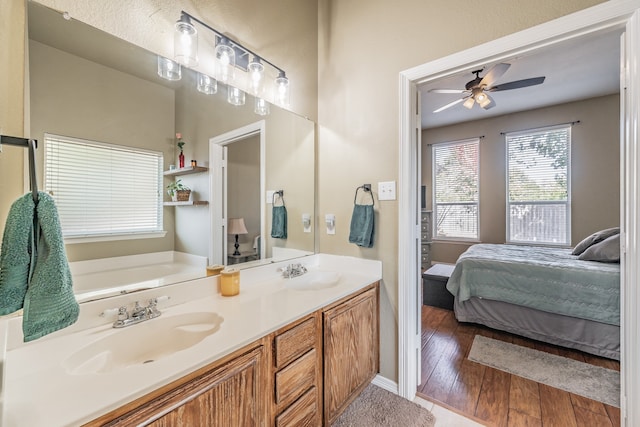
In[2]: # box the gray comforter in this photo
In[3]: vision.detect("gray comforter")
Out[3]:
[446,244,620,325]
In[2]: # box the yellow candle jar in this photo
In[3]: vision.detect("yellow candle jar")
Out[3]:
[220,268,240,296]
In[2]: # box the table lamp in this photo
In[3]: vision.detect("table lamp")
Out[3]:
[228,218,248,256]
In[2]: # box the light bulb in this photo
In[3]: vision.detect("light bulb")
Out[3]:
[174,15,198,67]
[157,56,181,81]
[476,92,487,103]
[215,39,235,84]
[197,73,217,95]
[275,71,290,107]
[248,57,265,96]
[254,97,270,116]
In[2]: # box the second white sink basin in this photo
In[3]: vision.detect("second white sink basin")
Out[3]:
[284,271,341,291]
[63,311,224,375]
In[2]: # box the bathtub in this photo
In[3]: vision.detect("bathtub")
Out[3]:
[69,252,208,303]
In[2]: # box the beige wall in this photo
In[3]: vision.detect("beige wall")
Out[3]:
[318,0,606,381]
[0,0,26,237]
[29,40,176,261]
[422,94,620,264]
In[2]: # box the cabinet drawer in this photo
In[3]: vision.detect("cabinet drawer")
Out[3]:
[275,349,317,406]
[275,317,316,369]
[420,212,431,223]
[421,244,430,255]
[276,386,319,427]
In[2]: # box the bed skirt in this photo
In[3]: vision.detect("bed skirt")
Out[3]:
[454,297,620,360]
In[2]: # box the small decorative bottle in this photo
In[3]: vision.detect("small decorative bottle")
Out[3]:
[176,133,186,168]
[179,150,185,168]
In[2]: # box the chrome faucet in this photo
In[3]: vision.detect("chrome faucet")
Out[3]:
[281,263,307,278]
[102,296,168,328]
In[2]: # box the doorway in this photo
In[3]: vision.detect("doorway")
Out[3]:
[398,3,640,426]
[209,121,266,266]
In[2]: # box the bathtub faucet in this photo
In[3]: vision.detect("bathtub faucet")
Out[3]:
[101,296,169,328]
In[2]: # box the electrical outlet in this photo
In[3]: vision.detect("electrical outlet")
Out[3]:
[378,181,396,201]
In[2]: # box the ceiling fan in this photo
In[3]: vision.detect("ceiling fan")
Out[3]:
[430,63,545,113]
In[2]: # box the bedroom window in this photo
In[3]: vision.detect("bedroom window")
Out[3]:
[506,124,571,245]
[432,138,480,240]
[44,133,164,241]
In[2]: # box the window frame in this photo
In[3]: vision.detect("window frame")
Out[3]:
[44,133,166,243]
[431,137,481,242]
[505,124,572,246]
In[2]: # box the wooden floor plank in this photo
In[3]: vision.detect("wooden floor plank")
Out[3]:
[418,305,620,427]
[474,367,510,427]
[539,384,578,427]
[509,375,541,419]
[507,409,542,427]
[574,406,613,427]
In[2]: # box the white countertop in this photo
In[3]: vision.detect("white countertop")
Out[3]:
[2,254,381,427]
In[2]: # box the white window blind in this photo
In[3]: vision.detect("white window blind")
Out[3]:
[44,133,163,239]
[506,125,571,245]
[432,138,479,240]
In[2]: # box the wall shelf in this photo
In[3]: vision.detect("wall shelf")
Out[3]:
[163,166,208,177]
[163,201,209,207]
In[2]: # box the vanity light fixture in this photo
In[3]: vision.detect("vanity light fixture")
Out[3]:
[197,72,217,95]
[173,11,291,110]
[157,56,181,81]
[174,14,198,67]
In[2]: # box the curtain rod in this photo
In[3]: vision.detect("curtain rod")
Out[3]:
[500,120,580,136]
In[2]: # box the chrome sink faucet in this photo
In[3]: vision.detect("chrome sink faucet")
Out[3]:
[281,263,307,278]
[102,296,169,328]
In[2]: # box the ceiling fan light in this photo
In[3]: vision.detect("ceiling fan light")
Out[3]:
[478,96,492,108]
[475,92,487,103]
[463,97,475,109]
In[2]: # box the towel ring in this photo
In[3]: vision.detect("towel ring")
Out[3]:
[272,190,285,207]
[354,185,374,206]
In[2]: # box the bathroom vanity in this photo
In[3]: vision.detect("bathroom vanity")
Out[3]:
[3,254,381,427]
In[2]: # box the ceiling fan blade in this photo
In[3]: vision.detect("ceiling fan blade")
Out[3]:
[428,88,466,94]
[488,76,546,92]
[433,97,466,113]
[479,63,510,87]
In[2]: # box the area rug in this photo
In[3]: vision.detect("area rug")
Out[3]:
[468,335,620,407]
[332,383,436,426]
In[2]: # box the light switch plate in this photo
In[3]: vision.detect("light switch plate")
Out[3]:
[266,190,275,204]
[378,181,396,201]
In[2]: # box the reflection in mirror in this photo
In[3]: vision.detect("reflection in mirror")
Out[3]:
[26,1,315,303]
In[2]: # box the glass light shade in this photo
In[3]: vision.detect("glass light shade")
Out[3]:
[275,72,290,107]
[197,73,217,95]
[248,57,265,95]
[227,86,246,106]
[215,40,235,84]
[157,56,181,81]
[478,94,492,108]
[174,18,198,67]
[254,97,270,116]
[463,97,475,109]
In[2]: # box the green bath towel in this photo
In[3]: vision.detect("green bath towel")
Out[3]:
[349,204,375,248]
[0,192,79,342]
[271,205,288,239]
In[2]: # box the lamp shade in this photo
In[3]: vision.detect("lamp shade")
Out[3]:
[228,218,248,235]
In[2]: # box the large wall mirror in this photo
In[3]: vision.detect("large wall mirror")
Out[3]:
[26,1,315,302]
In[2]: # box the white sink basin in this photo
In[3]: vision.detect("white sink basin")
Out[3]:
[63,311,223,375]
[284,271,341,290]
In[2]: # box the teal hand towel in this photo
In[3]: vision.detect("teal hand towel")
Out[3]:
[271,206,288,239]
[0,194,35,315]
[23,192,79,341]
[349,204,375,248]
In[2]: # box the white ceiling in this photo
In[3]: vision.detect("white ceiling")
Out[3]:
[419,28,622,129]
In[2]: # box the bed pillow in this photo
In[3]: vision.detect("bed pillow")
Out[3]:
[578,233,620,262]
[572,227,620,255]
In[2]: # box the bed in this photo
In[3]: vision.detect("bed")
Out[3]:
[446,243,620,360]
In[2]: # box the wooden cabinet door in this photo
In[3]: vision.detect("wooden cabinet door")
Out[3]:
[102,346,267,427]
[323,285,379,425]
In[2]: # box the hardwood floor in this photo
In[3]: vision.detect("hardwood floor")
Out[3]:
[417,305,620,427]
